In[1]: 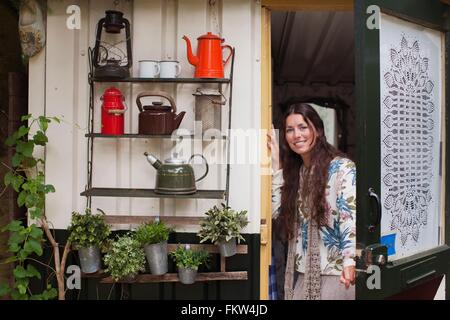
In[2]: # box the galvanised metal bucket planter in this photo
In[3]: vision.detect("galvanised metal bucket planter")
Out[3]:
[78,245,101,273]
[144,240,168,275]
[218,237,237,257]
[178,267,198,284]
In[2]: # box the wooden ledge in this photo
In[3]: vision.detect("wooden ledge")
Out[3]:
[104,215,202,225]
[167,243,248,254]
[100,271,248,284]
[167,244,248,254]
[81,269,106,278]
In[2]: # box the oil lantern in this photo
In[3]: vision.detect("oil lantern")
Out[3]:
[92,10,132,79]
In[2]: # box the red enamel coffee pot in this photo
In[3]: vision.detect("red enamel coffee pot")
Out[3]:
[183,32,233,78]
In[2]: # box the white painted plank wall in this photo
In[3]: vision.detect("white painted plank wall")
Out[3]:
[44,0,90,228]
[33,0,261,233]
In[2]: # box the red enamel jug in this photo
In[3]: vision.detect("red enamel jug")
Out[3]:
[101,87,126,135]
[183,32,233,78]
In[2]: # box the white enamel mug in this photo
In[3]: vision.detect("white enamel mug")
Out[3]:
[139,60,160,78]
[160,60,181,78]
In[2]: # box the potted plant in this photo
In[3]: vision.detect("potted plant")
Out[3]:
[197,204,249,257]
[67,208,111,273]
[134,220,171,275]
[169,245,209,284]
[103,233,146,282]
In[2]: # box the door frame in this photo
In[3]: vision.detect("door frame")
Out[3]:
[260,0,353,300]
[260,0,450,300]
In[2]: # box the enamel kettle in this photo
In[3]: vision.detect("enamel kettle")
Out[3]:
[136,91,186,135]
[144,153,209,194]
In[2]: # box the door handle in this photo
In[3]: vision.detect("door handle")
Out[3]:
[368,188,382,232]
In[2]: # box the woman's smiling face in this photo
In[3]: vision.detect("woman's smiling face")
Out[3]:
[285,113,316,162]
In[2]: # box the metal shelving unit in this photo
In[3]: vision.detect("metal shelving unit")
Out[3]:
[84,47,235,207]
[85,133,227,139]
[92,77,230,83]
[81,47,240,284]
[80,188,226,199]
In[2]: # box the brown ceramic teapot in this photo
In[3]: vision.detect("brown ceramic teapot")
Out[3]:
[136,91,186,135]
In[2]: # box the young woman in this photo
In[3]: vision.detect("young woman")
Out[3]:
[267,103,356,300]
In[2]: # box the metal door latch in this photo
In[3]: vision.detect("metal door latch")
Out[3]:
[355,243,388,274]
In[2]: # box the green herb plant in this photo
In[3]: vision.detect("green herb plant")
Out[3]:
[169,245,209,270]
[197,204,249,245]
[67,208,111,250]
[134,220,171,246]
[103,234,146,282]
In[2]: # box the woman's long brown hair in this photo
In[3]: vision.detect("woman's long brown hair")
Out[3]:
[275,103,346,242]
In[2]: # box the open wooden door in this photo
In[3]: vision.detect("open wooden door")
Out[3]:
[355,0,450,299]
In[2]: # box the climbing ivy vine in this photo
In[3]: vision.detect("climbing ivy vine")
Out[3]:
[0,114,66,300]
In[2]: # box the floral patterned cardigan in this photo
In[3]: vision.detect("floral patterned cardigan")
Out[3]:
[272,157,357,276]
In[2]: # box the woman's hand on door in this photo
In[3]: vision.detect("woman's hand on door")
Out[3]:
[340,265,356,289]
[267,125,280,171]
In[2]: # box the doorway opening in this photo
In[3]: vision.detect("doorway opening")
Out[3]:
[270,10,355,299]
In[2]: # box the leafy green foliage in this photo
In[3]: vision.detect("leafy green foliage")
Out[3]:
[134,221,171,246]
[2,221,44,261]
[169,245,209,269]
[197,204,249,244]
[67,208,111,250]
[0,114,59,300]
[103,234,146,282]
[29,286,58,300]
